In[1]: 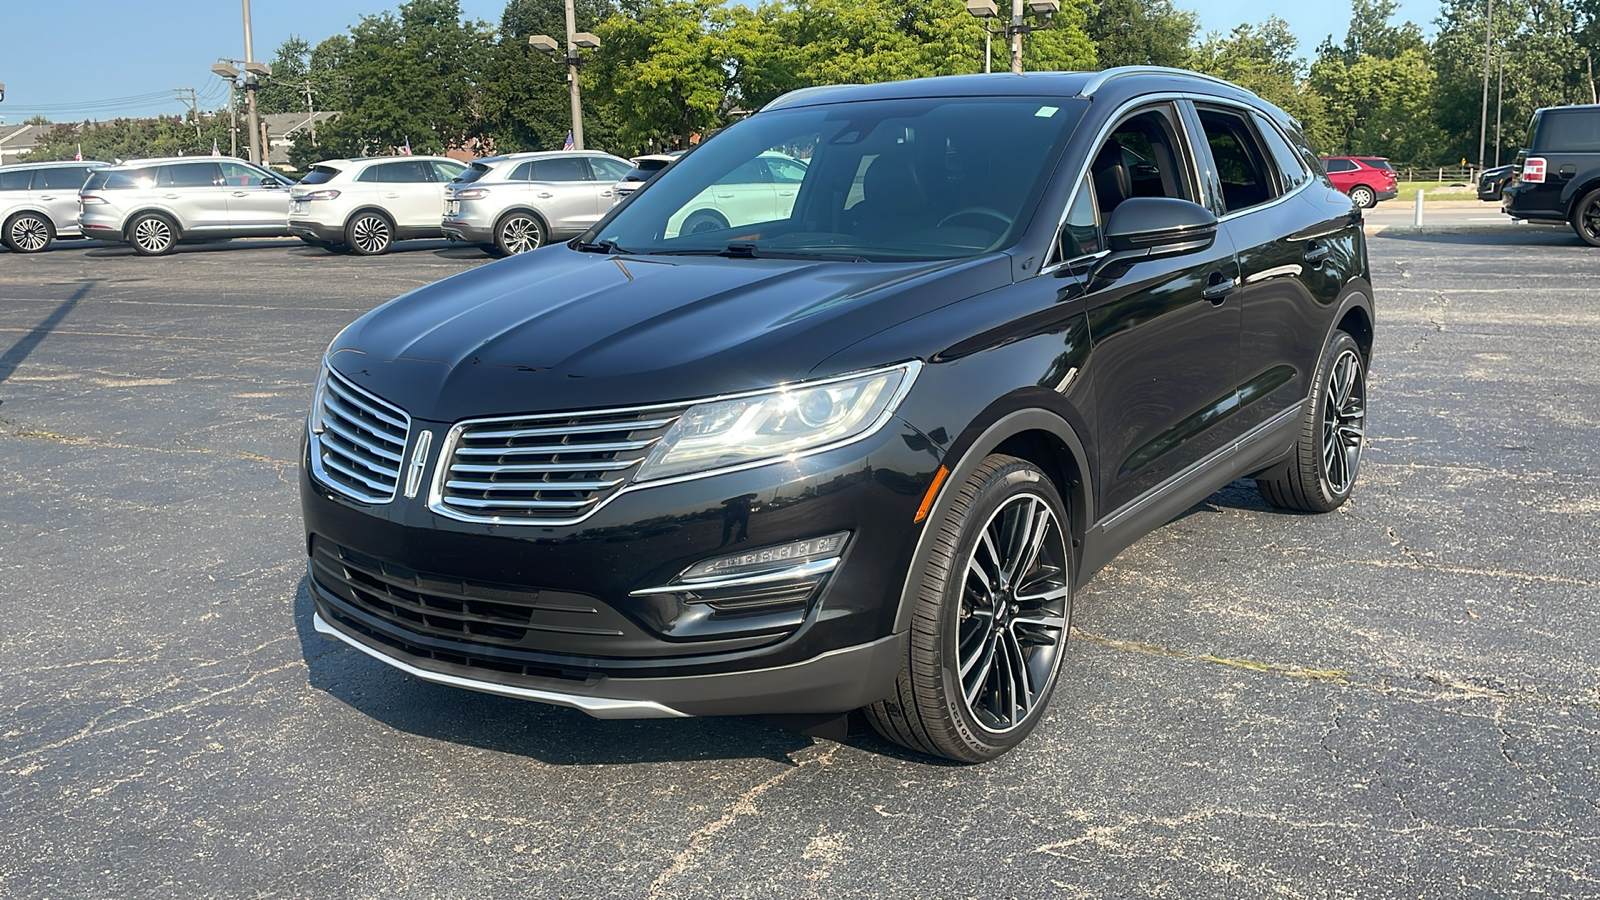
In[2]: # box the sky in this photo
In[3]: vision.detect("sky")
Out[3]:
[0,0,1445,127]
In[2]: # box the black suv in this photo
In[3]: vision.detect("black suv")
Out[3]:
[299,68,1373,762]
[1500,103,1600,246]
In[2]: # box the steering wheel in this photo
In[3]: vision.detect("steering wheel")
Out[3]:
[937,207,1012,231]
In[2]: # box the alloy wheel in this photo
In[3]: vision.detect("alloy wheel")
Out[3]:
[351,215,391,254]
[9,215,51,252]
[955,492,1069,734]
[1578,195,1600,246]
[133,217,174,254]
[1350,186,1375,208]
[499,216,542,254]
[1321,347,1366,494]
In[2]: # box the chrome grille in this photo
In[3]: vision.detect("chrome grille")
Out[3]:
[434,403,689,524]
[311,367,410,503]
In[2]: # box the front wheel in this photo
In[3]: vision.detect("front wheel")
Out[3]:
[1256,331,1367,512]
[866,455,1072,763]
[4,212,54,253]
[1348,185,1376,209]
[1571,188,1600,248]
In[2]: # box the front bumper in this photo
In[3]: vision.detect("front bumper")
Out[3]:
[300,413,940,716]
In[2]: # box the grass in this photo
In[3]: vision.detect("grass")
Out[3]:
[1395,180,1480,199]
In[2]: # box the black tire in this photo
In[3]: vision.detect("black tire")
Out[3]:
[1348,185,1376,209]
[866,455,1072,763]
[682,209,728,235]
[4,212,54,253]
[1256,331,1367,512]
[494,211,545,255]
[128,213,178,256]
[1571,187,1600,248]
[345,211,394,255]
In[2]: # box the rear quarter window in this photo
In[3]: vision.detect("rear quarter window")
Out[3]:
[1537,112,1600,151]
[0,169,30,191]
[299,166,341,185]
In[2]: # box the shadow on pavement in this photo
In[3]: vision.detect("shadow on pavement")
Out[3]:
[0,277,104,408]
[1372,229,1579,247]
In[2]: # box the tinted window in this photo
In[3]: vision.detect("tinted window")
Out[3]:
[159,163,222,188]
[716,158,772,185]
[1052,173,1103,263]
[300,165,341,185]
[375,160,433,183]
[507,161,534,181]
[589,157,631,181]
[1324,158,1357,173]
[34,166,91,190]
[431,160,467,182]
[1537,112,1600,151]
[0,169,30,191]
[1198,107,1280,213]
[86,168,156,191]
[1088,105,1195,219]
[455,162,493,184]
[1254,114,1309,190]
[529,157,589,181]
[1357,158,1394,171]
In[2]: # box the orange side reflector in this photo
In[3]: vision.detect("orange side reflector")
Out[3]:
[914,465,950,523]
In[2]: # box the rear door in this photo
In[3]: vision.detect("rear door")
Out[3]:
[158,162,229,232]
[370,159,440,231]
[527,156,600,234]
[764,154,808,218]
[30,165,94,234]
[219,161,291,231]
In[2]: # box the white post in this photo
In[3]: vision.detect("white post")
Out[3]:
[1413,190,1425,227]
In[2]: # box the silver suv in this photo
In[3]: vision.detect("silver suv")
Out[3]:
[79,157,295,255]
[288,155,467,255]
[442,151,631,255]
[1,160,108,253]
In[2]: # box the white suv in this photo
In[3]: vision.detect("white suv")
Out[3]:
[1,160,108,253]
[288,156,468,255]
[78,157,295,255]
[442,151,632,255]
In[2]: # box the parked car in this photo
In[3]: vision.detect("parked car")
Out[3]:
[78,157,295,255]
[665,151,809,236]
[1319,156,1398,208]
[0,160,108,253]
[611,153,682,203]
[1500,103,1600,246]
[1478,164,1513,201]
[287,156,468,255]
[302,68,1373,762]
[441,150,633,255]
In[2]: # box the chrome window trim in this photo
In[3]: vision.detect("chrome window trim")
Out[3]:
[426,360,924,527]
[1190,99,1315,223]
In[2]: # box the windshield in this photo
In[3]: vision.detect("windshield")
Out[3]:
[588,96,1086,261]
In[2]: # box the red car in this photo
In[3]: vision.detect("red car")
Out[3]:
[1320,156,1398,208]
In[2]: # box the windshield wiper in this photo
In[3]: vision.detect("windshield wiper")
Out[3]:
[575,238,626,254]
[649,242,866,262]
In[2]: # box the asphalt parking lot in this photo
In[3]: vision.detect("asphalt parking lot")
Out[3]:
[3,231,1598,897]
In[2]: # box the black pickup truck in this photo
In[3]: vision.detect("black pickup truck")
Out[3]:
[1501,104,1600,246]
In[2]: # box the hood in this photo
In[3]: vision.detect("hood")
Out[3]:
[330,245,1008,421]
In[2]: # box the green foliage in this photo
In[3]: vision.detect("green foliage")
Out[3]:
[590,0,736,152]
[27,114,237,163]
[1087,0,1196,69]
[480,0,621,154]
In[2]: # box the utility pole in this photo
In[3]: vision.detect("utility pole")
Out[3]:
[1494,55,1504,167]
[243,0,263,165]
[1477,0,1492,173]
[175,87,200,139]
[212,61,245,158]
[299,81,318,146]
[530,7,601,151]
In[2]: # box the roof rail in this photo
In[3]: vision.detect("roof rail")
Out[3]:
[1077,66,1243,98]
[760,83,861,113]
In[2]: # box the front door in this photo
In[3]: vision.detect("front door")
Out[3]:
[219,161,291,232]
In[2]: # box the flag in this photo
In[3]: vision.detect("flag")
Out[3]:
[562,131,574,151]
[74,144,82,162]
[211,138,220,157]
[401,138,412,156]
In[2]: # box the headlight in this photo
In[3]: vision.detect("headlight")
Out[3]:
[634,362,920,482]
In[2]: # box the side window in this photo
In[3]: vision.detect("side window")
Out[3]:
[715,158,772,186]
[357,166,381,183]
[1253,114,1308,191]
[529,157,590,181]
[105,168,157,190]
[1196,107,1280,214]
[431,160,467,182]
[379,160,432,183]
[218,161,264,186]
[1539,112,1600,151]
[1087,105,1194,220]
[1050,174,1103,265]
[160,163,222,188]
[1324,158,1356,173]
[507,161,534,181]
[35,167,89,190]
[587,157,632,181]
[766,157,807,185]
[0,169,33,190]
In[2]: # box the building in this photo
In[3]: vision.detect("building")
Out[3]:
[263,111,341,168]
[0,124,47,165]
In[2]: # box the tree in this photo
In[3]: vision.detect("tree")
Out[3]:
[480,0,621,154]
[590,0,736,151]
[1189,17,1333,148]
[257,36,314,116]
[1308,0,1442,163]
[1087,0,1196,69]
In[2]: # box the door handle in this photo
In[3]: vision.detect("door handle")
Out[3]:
[778,191,795,197]
[232,191,249,197]
[163,194,180,199]
[599,190,612,197]
[1303,243,1330,266]
[1202,274,1237,304]
[715,193,734,199]
[40,195,57,201]
[537,192,553,198]
[384,192,401,198]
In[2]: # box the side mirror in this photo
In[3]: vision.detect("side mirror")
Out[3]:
[1091,197,1218,284]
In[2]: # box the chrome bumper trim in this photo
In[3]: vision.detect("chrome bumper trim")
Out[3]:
[628,557,841,597]
[312,612,690,719]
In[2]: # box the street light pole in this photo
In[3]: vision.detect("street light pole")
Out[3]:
[531,17,600,151]
[1010,0,1025,74]
[243,0,263,165]
[1477,0,1492,173]
[1495,55,1504,167]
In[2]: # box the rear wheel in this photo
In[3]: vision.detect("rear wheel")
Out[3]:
[683,210,728,235]
[494,212,545,255]
[4,212,54,253]
[1348,185,1376,209]
[1571,188,1600,248]
[1256,330,1367,512]
[866,455,1072,763]
[345,212,394,255]
[128,213,177,256]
